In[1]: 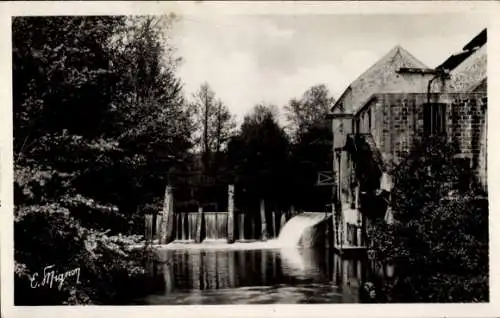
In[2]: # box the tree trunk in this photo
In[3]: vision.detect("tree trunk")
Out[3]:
[203,89,210,172]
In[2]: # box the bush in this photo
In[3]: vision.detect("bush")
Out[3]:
[369,136,489,302]
[14,207,149,305]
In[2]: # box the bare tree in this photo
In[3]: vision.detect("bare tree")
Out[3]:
[190,82,236,171]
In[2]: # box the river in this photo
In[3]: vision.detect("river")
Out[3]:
[129,240,368,305]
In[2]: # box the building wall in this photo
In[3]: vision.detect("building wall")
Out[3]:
[333,91,486,223]
[352,92,487,171]
[478,108,487,191]
[331,41,487,246]
[332,117,352,150]
[332,118,354,205]
[332,116,362,248]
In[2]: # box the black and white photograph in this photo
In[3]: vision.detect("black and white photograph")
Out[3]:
[0,1,497,316]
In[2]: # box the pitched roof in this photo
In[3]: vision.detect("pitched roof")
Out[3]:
[332,45,430,114]
[444,29,487,93]
[437,29,487,72]
[463,28,487,51]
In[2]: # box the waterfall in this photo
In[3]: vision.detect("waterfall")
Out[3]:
[181,214,186,240]
[173,212,199,241]
[238,214,245,241]
[171,212,228,242]
[277,212,328,247]
[169,211,329,245]
[187,213,197,240]
[204,212,228,240]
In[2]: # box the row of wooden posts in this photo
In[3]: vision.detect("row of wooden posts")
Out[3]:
[145,184,294,245]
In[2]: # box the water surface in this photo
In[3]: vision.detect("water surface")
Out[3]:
[132,240,365,305]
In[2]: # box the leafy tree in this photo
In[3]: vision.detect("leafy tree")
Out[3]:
[227,104,291,212]
[368,136,488,302]
[189,82,236,171]
[105,15,193,217]
[284,84,335,142]
[284,84,334,211]
[13,15,189,304]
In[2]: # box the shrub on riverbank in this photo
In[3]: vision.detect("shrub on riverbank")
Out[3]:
[368,136,489,302]
[14,206,151,305]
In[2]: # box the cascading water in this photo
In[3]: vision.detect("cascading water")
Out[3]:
[204,212,228,240]
[238,214,245,241]
[175,212,199,241]
[158,212,330,254]
[277,212,328,247]
[173,212,229,242]
[187,213,198,240]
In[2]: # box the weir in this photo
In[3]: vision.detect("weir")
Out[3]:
[156,212,331,252]
[204,212,228,240]
[152,211,330,247]
[175,213,198,241]
[145,183,305,245]
[148,210,330,247]
[277,212,330,247]
[169,211,285,243]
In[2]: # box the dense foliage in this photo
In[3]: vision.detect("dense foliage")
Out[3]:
[227,104,291,211]
[284,84,335,142]
[13,16,190,304]
[368,136,489,302]
[285,85,335,211]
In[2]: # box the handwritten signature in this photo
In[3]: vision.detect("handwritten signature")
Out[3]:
[30,265,81,290]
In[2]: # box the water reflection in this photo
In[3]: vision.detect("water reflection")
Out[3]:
[134,245,366,305]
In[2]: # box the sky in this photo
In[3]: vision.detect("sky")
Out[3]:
[170,13,487,124]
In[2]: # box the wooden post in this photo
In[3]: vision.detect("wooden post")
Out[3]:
[272,210,276,238]
[160,185,175,244]
[354,183,360,210]
[355,183,362,247]
[181,213,186,240]
[337,151,344,251]
[155,214,162,242]
[280,210,287,230]
[227,184,235,243]
[260,199,267,241]
[145,214,153,244]
[325,208,330,249]
[251,216,256,240]
[195,206,204,243]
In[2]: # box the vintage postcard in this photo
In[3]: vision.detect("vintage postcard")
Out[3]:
[0,1,499,318]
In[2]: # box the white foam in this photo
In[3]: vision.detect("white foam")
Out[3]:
[277,212,328,247]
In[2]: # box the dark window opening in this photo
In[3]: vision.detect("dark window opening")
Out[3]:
[355,118,360,133]
[423,103,447,135]
[368,108,372,131]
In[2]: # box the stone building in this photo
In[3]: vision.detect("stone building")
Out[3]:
[329,29,487,249]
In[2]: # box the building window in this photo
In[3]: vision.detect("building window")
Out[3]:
[423,103,447,135]
[368,108,372,131]
[355,118,360,133]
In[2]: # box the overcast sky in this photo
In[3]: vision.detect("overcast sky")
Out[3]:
[170,13,487,123]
